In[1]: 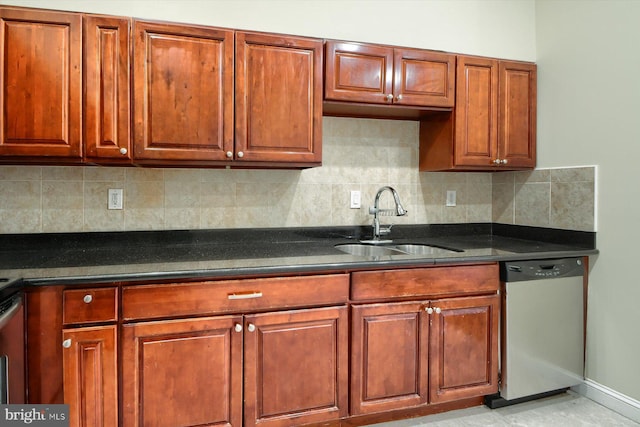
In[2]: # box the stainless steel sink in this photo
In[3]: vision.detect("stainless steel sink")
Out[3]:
[333,244,405,257]
[334,243,461,257]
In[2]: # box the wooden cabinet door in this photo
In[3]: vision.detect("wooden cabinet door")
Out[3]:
[244,306,348,427]
[324,41,393,104]
[133,20,234,163]
[351,302,429,415]
[0,7,82,160]
[393,48,455,108]
[62,325,117,427]
[235,31,322,165]
[428,295,499,404]
[453,56,499,167]
[83,15,131,163]
[499,61,536,168]
[122,315,243,427]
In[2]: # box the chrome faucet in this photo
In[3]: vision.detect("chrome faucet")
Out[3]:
[364,186,407,243]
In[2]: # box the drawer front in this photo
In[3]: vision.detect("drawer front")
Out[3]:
[63,287,118,325]
[122,274,350,321]
[351,264,499,301]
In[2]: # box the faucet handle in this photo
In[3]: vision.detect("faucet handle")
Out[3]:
[379,224,393,235]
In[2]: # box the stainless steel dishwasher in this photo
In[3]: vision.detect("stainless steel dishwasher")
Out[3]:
[486,257,585,408]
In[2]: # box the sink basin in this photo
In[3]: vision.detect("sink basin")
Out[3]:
[393,244,461,255]
[334,243,462,257]
[333,244,405,257]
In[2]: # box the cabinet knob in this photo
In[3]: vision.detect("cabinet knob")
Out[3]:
[434,307,442,314]
[83,294,93,304]
[385,94,393,102]
[237,151,244,158]
[396,94,403,101]
[119,147,128,155]
[502,159,508,165]
[493,159,501,165]
[426,307,434,314]
[234,323,243,333]
[226,151,233,158]
[62,339,72,348]
[247,323,256,332]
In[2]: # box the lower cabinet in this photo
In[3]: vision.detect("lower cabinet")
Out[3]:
[350,265,500,416]
[121,306,348,427]
[62,325,118,427]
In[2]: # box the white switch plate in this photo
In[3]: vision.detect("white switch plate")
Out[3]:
[446,190,456,207]
[350,190,361,209]
[108,189,123,210]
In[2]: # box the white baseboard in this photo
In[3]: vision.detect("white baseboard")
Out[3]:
[572,379,640,423]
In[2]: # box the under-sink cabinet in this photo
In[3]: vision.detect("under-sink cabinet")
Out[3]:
[350,264,500,415]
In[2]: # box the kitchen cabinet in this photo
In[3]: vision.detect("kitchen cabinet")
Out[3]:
[83,15,132,164]
[324,41,455,118]
[419,56,536,171]
[235,31,323,165]
[0,7,82,161]
[132,20,234,164]
[121,274,349,427]
[133,21,322,167]
[61,287,119,427]
[350,264,499,415]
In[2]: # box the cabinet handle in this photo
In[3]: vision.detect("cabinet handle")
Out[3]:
[385,94,393,102]
[396,94,403,101]
[227,291,263,300]
[234,324,243,333]
[434,307,442,314]
[62,339,72,348]
[119,147,128,155]
[247,323,256,332]
[237,151,244,158]
[425,307,434,314]
[226,151,233,158]
[83,294,93,304]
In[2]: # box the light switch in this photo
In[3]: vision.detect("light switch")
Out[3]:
[446,190,456,207]
[350,190,361,209]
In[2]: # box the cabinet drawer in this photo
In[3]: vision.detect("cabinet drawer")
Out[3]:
[122,274,350,321]
[63,287,118,325]
[351,264,499,301]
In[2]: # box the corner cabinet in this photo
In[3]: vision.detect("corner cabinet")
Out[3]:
[419,56,536,171]
[350,264,499,415]
[0,7,82,161]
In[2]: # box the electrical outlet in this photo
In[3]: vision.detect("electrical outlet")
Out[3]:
[446,190,456,207]
[350,190,361,209]
[108,189,123,210]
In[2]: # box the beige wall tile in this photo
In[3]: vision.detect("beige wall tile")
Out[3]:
[43,181,83,209]
[0,166,41,180]
[83,209,124,232]
[0,181,41,209]
[550,181,595,231]
[43,209,84,233]
[492,183,515,223]
[514,183,551,227]
[42,166,83,181]
[0,209,41,233]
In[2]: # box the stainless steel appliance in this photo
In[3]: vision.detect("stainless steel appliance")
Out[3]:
[0,279,24,404]
[486,258,585,408]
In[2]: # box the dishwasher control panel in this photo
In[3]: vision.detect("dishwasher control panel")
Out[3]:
[501,257,584,282]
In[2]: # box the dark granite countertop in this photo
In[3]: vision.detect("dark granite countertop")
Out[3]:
[0,223,597,288]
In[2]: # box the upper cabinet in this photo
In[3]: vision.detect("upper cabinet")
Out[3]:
[83,15,132,164]
[235,32,323,166]
[324,41,455,118]
[0,7,82,161]
[133,23,323,167]
[132,20,234,164]
[419,55,536,171]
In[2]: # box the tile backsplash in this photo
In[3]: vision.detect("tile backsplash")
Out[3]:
[0,117,594,234]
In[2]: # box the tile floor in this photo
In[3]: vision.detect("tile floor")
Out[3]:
[372,391,639,426]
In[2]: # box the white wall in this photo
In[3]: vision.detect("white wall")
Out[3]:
[536,1,640,402]
[1,0,536,60]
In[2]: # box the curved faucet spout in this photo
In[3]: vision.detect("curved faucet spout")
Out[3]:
[367,186,407,243]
